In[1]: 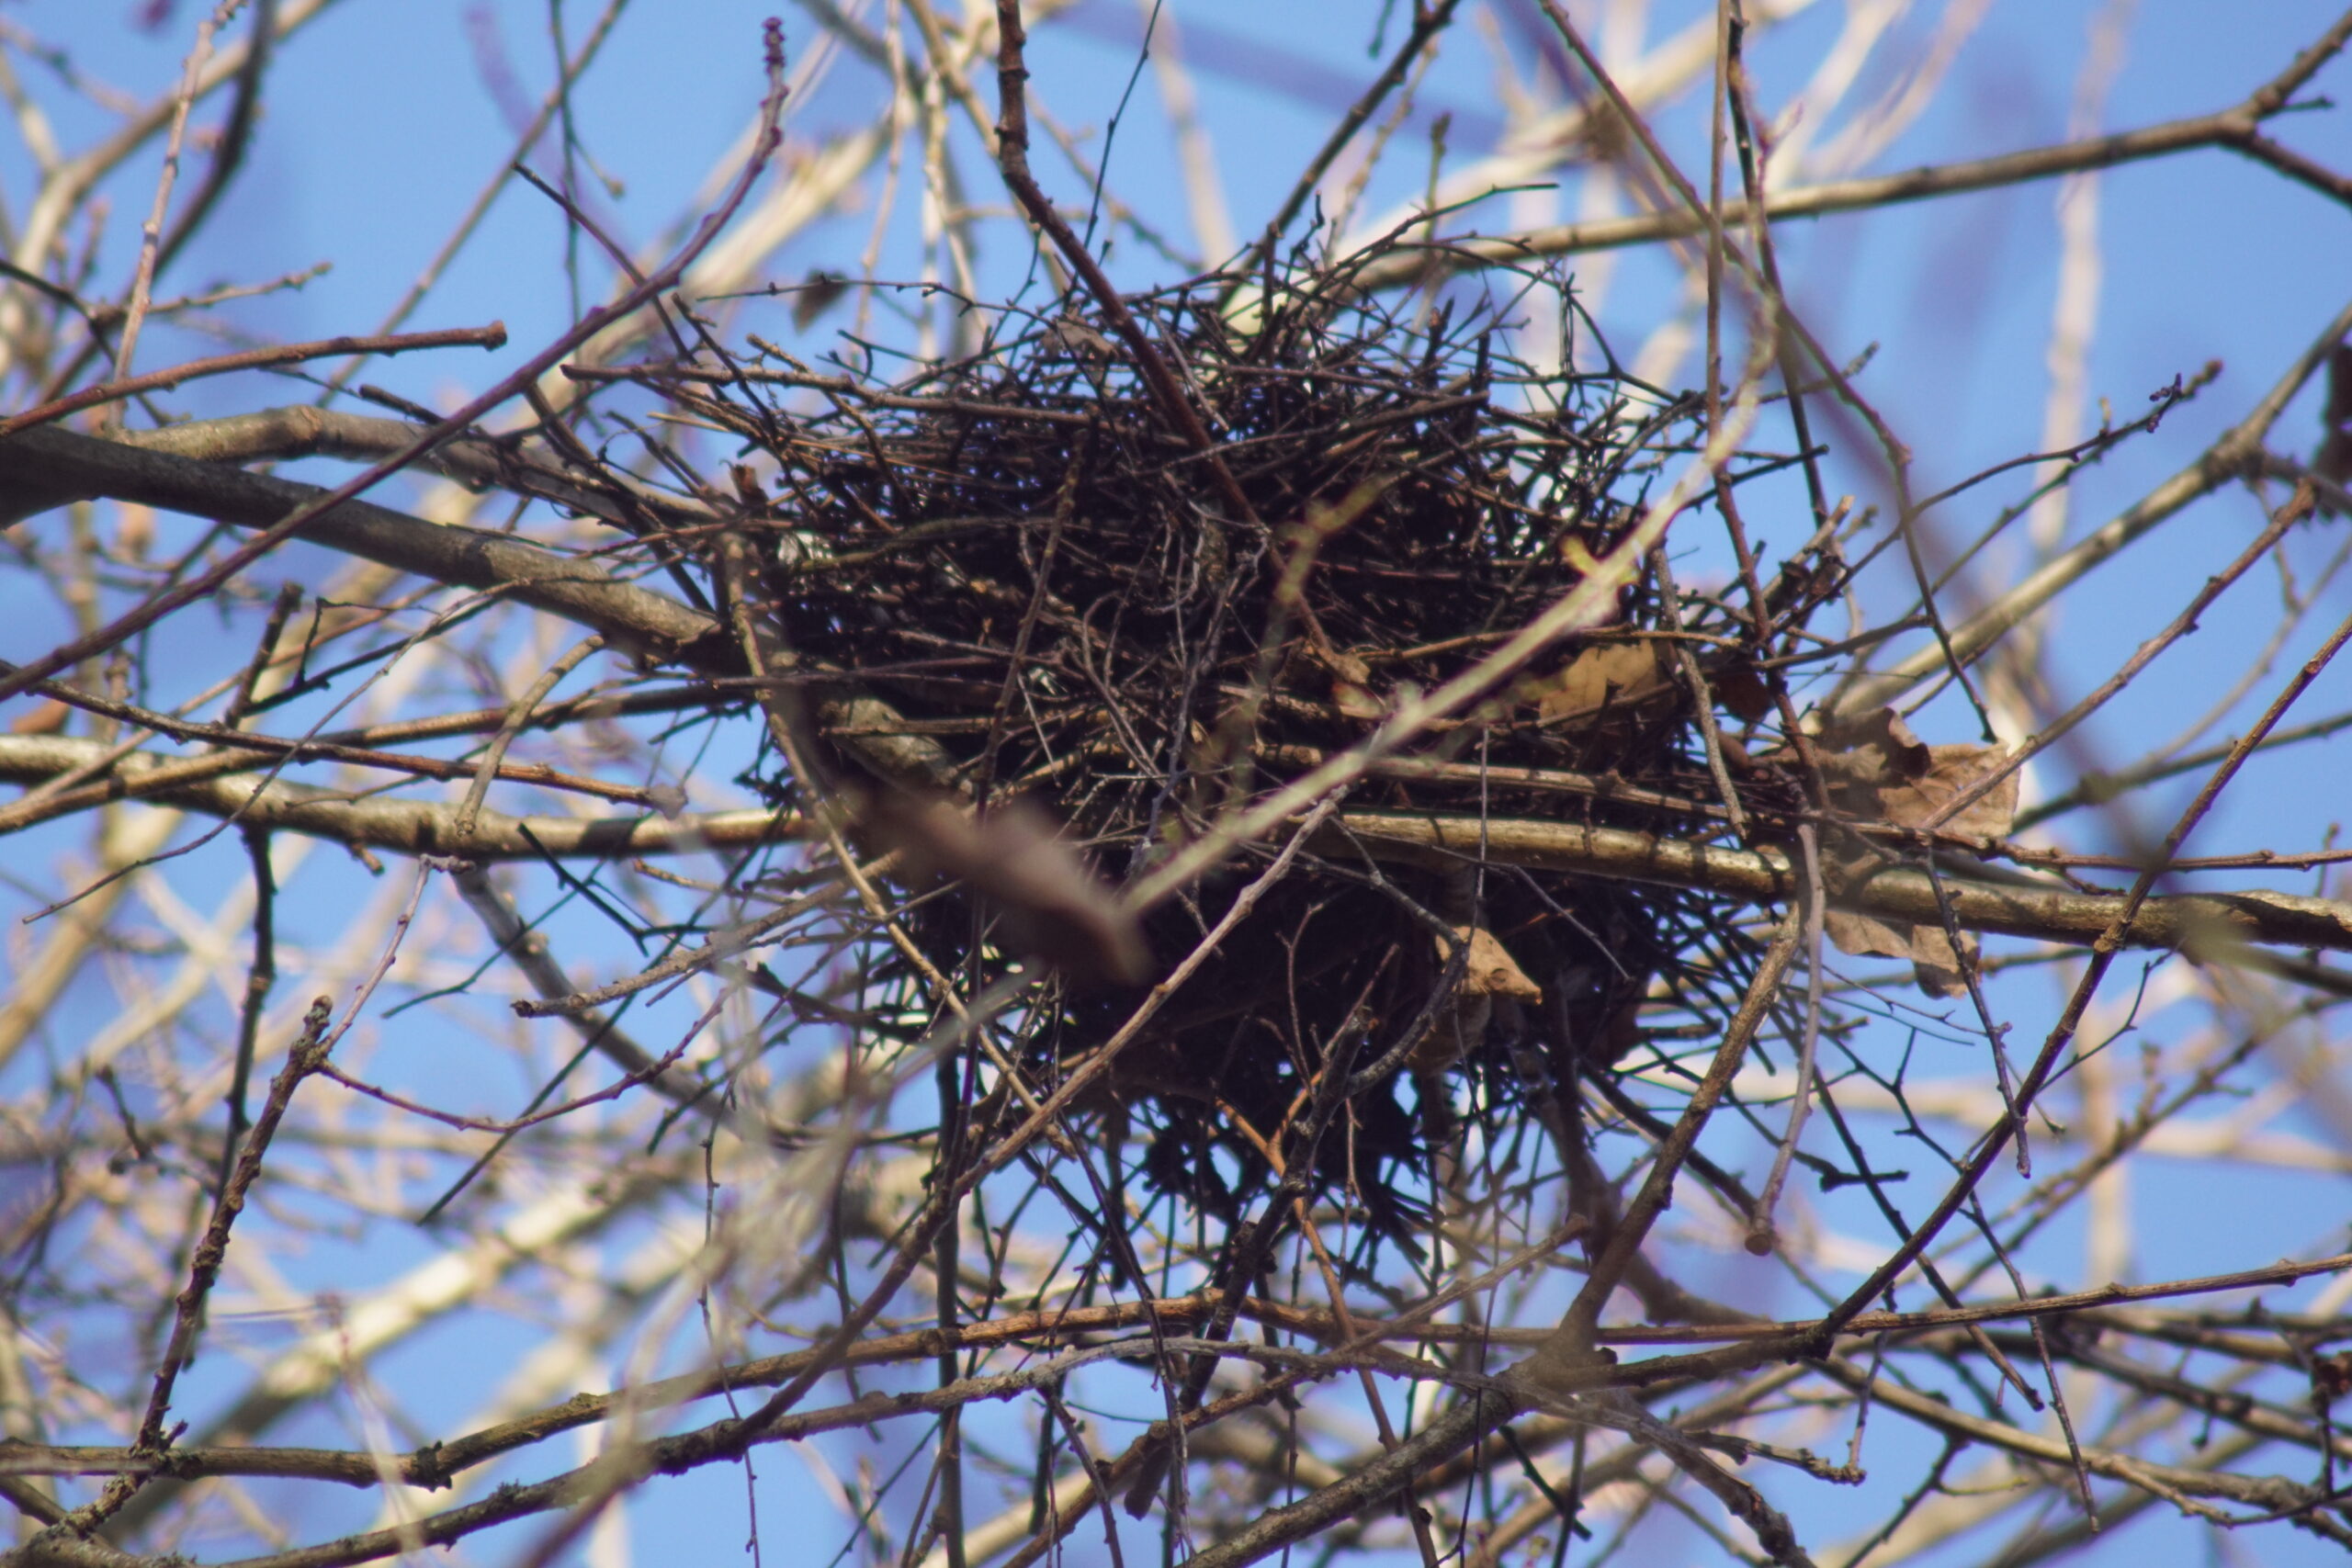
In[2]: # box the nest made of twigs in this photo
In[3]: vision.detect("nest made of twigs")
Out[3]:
[647,262,1814,1252]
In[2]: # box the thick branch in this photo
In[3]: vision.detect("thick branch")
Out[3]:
[0,735,800,860]
[0,424,958,790]
[0,422,729,667]
[10,733,2344,957]
[1317,810,2352,956]
[111,404,720,532]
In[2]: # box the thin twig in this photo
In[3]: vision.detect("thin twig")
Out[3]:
[101,2,222,415]
[1745,823,1823,1255]
[44,994,334,1537]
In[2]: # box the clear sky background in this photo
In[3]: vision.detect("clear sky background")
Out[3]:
[6,1,2352,1564]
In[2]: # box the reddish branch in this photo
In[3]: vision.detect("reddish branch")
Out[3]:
[0,323,508,438]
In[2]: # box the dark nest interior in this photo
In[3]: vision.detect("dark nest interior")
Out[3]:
[641,261,1831,1267]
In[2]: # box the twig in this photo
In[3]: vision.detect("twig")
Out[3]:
[103,2,222,414]
[1818,596,2352,1340]
[1531,908,1803,1373]
[990,0,1276,557]
[0,659,662,838]
[1745,823,1823,1255]
[215,823,276,1199]
[1235,0,1464,281]
[1833,289,2352,718]
[1651,545,1748,839]
[451,633,605,842]
[0,35,780,712]
[40,995,334,1539]
[1343,7,2352,295]
[6,1253,2345,1492]
[6,323,509,438]
[1917,482,2305,832]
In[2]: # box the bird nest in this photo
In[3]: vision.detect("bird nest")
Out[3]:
[646,263,1822,1253]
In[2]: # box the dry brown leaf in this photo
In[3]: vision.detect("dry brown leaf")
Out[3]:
[1709,658,1773,722]
[1297,642,1382,718]
[1532,639,1676,728]
[1811,709,2011,998]
[1814,707,1933,803]
[870,794,1150,986]
[1333,681,1385,719]
[1878,744,2021,845]
[1409,923,1543,1072]
[1821,908,1911,964]
[1823,908,1974,998]
[1814,709,2018,845]
[1314,645,1373,686]
[7,697,69,735]
[1439,922,1544,1002]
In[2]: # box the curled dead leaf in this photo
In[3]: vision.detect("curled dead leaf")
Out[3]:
[1708,658,1773,723]
[1306,644,1372,686]
[1822,907,1975,998]
[1409,922,1542,1071]
[1814,707,1933,797]
[7,697,69,735]
[1814,709,2018,847]
[1883,744,2020,845]
[1332,681,1385,720]
[1441,922,1544,1003]
[1298,641,1382,718]
[1811,709,2018,997]
[1531,639,1677,729]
